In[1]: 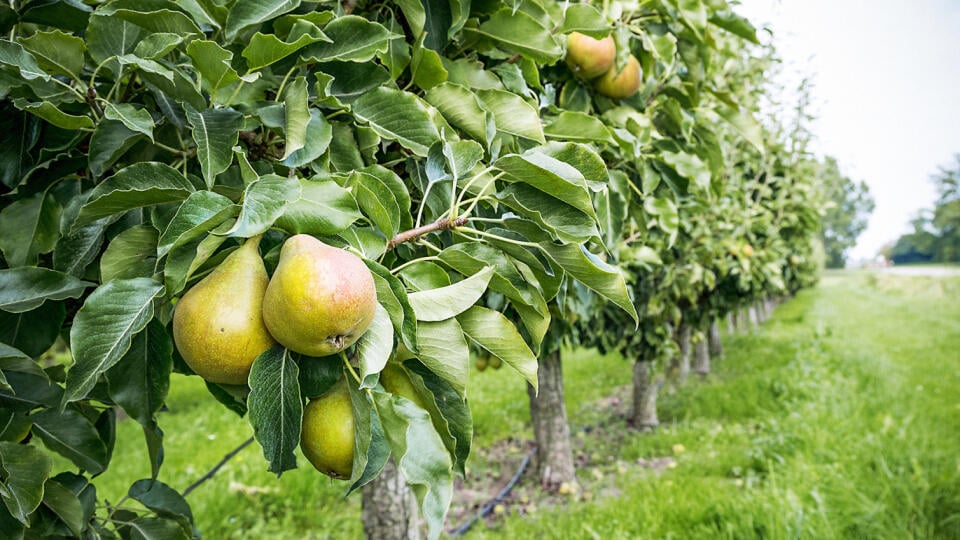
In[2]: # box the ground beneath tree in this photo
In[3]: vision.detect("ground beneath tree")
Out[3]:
[446,385,677,536]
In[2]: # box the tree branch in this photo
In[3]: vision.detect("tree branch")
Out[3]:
[182,436,255,497]
[387,217,469,251]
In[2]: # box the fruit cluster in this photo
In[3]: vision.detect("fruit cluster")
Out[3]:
[172,233,377,478]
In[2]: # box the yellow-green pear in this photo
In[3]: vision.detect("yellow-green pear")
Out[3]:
[172,236,276,385]
[380,363,426,408]
[594,55,642,99]
[262,234,377,357]
[301,382,354,479]
[565,32,616,80]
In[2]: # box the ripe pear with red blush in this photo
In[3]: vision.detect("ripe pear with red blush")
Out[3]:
[262,234,377,357]
[565,32,616,80]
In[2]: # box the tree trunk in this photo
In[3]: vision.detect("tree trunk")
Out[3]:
[632,360,659,429]
[669,323,691,383]
[692,336,710,376]
[708,320,723,358]
[747,305,759,327]
[362,459,420,540]
[737,307,750,332]
[526,350,575,492]
[726,312,735,335]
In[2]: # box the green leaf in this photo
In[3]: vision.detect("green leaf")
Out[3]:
[18,29,85,78]
[41,478,84,536]
[558,4,610,37]
[157,191,235,258]
[373,391,453,540]
[377,14,410,79]
[0,442,51,525]
[357,305,393,389]
[128,479,193,525]
[100,225,158,283]
[111,8,202,37]
[407,266,494,322]
[185,40,239,96]
[415,319,468,396]
[247,347,302,476]
[411,35,447,91]
[709,10,759,43]
[315,60,392,105]
[18,0,91,33]
[364,260,418,352]
[275,178,360,236]
[424,83,493,147]
[716,105,765,153]
[77,163,194,227]
[402,360,472,476]
[346,383,389,494]
[31,407,108,473]
[0,192,61,268]
[106,320,173,426]
[85,14,145,64]
[242,30,329,72]
[352,88,441,157]
[282,109,333,167]
[347,171,401,238]
[0,267,92,313]
[103,103,155,141]
[476,89,544,143]
[224,174,300,238]
[0,302,65,357]
[457,306,538,390]
[297,355,341,399]
[64,278,164,404]
[300,15,394,63]
[127,516,190,540]
[134,33,184,59]
[12,99,94,130]
[88,120,146,178]
[281,77,309,160]
[469,9,562,64]
[544,111,614,145]
[541,242,638,323]
[495,151,596,219]
[224,0,301,42]
[496,184,599,244]
[185,106,243,189]
[0,40,50,82]
[661,151,711,190]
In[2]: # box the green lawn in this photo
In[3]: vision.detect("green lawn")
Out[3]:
[73,270,960,538]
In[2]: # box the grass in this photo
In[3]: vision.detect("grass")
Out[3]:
[56,270,960,538]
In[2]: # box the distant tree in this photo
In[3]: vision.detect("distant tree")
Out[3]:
[931,155,960,262]
[889,155,960,264]
[820,157,875,268]
[891,211,938,264]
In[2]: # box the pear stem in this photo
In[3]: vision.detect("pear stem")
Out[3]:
[386,217,469,251]
[341,352,362,385]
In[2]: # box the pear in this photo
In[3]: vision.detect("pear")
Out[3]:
[594,55,642,100]
[565,32,616,80]
[380,363,426,409]
[262,234,377,357]
[301,381,354,479]
[172,236,276,385]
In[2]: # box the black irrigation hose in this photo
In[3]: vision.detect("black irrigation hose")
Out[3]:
[448,447,537,537]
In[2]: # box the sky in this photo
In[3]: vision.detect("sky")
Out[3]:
[735,0,960,260]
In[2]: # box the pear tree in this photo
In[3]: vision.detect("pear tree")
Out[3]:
[0,1,638,538]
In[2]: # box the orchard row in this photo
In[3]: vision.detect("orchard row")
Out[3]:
[0,1,830,539]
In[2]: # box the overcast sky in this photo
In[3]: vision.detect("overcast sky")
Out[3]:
[735,0,960,260]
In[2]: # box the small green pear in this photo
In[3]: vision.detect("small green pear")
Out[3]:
[262,235,377,357]
[380,363,426,409]
[172,236,276,385]
[301,381,355,479]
